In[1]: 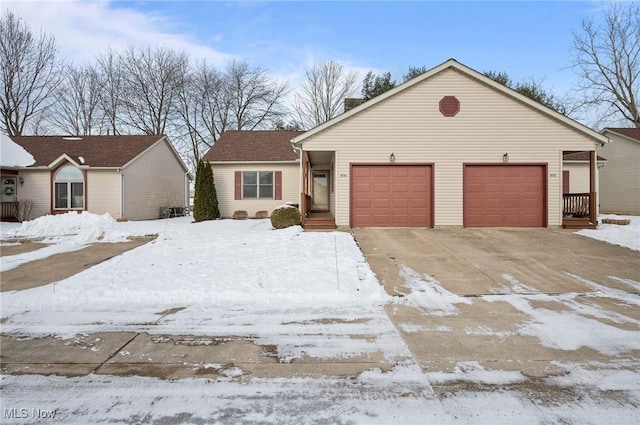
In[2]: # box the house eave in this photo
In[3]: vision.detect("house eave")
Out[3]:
[563,160,607,164]
[601,129,640,144]
[292,58,609,147]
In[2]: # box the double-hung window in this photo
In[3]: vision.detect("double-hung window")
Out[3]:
[242,171,273,199]
[54,165,84,209]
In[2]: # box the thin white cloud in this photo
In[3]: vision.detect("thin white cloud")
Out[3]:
[2,0,232,64]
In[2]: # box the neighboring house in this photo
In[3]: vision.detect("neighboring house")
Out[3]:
[599,128,640,215]
[0,135,190,221]
[202,130,303,218]
[292,58,608,229]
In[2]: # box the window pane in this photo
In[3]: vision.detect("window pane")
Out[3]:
[55,165,83,181]
[259,184,273,198]
[259,171,273,185]
[55,182,68,209]
[71,182,84,208]
[243,172,257,185]
[243,184,257,198]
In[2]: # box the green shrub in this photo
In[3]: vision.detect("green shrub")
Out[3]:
[270,205,302,229]
[193,160,220,222]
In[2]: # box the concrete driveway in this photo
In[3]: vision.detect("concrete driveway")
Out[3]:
[352,227,640,378]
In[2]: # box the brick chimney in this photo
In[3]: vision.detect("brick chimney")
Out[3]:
[344,98,366,113]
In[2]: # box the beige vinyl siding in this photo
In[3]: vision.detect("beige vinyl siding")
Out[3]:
[301,68,599,227]
[599,134,640,214]
[122,139,187,220]
[87,170,122,219]
[563,163,591,193]
[16,169,50,218]
[211,162,299,218]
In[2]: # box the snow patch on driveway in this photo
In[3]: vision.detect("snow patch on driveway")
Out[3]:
[397,265,471,315]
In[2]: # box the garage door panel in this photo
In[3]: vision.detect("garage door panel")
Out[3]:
[373,182,390,192]
[504,183,523,193]
[411,182,427,192]
[522,167,541,177]
[410,199,428,208]
[392,167,409,177]
[353,167,372,178]
[352,165,432,227]
[393,182,410,192]
[373,198,390,208]
[464,165,545,227]
[373,168,390,178]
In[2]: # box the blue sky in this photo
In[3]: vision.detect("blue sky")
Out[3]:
[4,1,608,96]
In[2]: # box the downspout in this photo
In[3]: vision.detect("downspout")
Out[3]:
[117,168,123,220]
[185,171,190,214]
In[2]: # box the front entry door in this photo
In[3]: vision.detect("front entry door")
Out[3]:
[311,171,329,210]
[1,177,17,202]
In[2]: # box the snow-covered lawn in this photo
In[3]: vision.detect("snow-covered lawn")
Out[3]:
[576,214,640,251]
[1,212,639,424]
[1,213,402,362]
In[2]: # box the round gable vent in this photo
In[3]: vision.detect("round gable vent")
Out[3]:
[439,96,460,117]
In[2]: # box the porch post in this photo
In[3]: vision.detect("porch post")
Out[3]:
[300,151,309,226]
[589,150,597,225]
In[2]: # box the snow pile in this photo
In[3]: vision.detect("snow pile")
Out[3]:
[1,212,154,272]
[0,133,35,167]
[6,211,122,243]
[577,214,640,252]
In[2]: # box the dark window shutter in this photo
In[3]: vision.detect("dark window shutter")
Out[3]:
[275,171,282,200]
[235,171,242,200]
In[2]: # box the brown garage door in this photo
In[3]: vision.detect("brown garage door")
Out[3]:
[351,164,433,227]
[464,164,546,227]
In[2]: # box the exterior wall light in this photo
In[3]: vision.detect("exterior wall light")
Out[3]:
[390,153,395,162]
[503,153,509,162]
[19,177,24,186]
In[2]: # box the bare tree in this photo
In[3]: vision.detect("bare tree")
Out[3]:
[96,49,124,135]
[118,46,189,135]
[294,60,358,129]
[0,10,65,135]
[571,2,640,128]
[175,60,225,168]
[223,60,289,131]
[51,64,104,135]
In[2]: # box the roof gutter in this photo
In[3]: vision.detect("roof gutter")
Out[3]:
[207,160,299,165]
